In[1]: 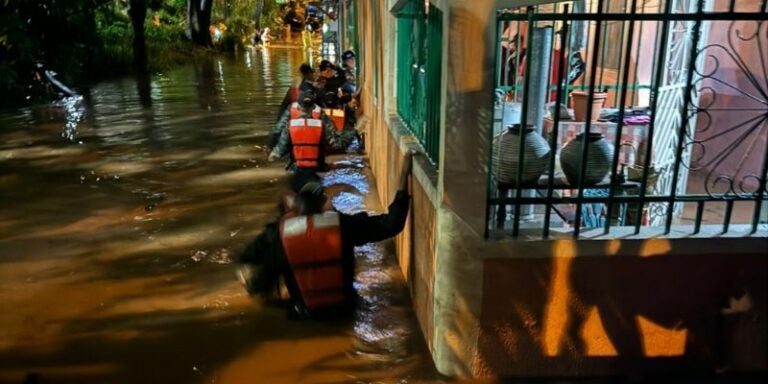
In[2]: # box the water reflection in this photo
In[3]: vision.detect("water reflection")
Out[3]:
[58,95,85,142]
[0,50,443,383]
[194,57,223,111]
[136,70,153,108]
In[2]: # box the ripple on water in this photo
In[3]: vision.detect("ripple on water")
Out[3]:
[354,243,386,264]
[189,248,233,264]
[322,166,369,194]
[0,52,437,382]
[332,156,365,169]
[353,308,412,356]
[351,239,415,361]
[331,191,365,214]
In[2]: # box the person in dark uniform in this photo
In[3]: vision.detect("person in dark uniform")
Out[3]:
[315,60,351,109]
[267,87,353,172]
[237,150,418,319]
[275,63,317,124]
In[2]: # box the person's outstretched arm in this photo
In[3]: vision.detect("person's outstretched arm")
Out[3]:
[340,150,418,246]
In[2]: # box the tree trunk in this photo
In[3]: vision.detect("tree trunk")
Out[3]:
[218,0,229,20]
[188,0,213,47]
[254,0,265,31]
[129,0,148,72]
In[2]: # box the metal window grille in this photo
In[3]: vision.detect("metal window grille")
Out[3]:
[396,1,443,165]
[486,0,768,240]
[373,1,380,101]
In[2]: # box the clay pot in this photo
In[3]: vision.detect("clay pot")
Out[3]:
[570,91,608,122]
[492,125,551,185]
[560,132,614,186]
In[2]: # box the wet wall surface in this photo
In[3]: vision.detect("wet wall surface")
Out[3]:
[0,49,444,384]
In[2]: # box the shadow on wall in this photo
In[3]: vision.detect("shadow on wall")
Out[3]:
[442,5,494,235]
[475,239,767,377]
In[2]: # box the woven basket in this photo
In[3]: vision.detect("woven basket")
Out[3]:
[627,165,659,190]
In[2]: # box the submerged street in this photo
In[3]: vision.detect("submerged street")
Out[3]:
[0,49,442,384]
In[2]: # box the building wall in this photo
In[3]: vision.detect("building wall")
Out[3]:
[474,239,767,376]
[354,0,768,379]
[356,0,441,354]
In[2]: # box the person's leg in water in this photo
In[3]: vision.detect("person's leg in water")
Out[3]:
[280,168,322,215]
[290,168,322,194]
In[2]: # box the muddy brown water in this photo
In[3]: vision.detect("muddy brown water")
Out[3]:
[0,49,461,384]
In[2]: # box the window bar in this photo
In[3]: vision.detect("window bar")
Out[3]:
[429,6,442,165]
[728,0,735,13]
[543,4,571,239]
[664,0,705,234]
[400,21,404,121]
[492,194,758,205]
[419,10,428,141]
[573,0,605,239]
[634,0,674,234]
[751,130,768,233]
[632,0,648,107]
[694,201,705,234]
[564,1,585,106]
[502,13,768,22]
[614,1,628,106]
[512,7,536,237]
[486,18,505,239]
[604,0,638,235]
[763,0,767,13]
[514,18,524,101]
[582,17,593,92]
[498,21,506,87]
[427,7,433,159]
[723,200,734,234]
[598,8,607,95]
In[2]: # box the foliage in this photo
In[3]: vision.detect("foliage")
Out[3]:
[262,0,284,32]
[0,0,102,104]
[212,0,284,51]
[0,0,286,106]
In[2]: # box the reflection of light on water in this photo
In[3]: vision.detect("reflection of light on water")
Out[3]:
[331,191,364,214]
[329,173,415,361]
[0,52,435,382]
[150,78,163,101]
[261,47,272,91]
[217,60,227,102]
[351,241,413,361]
[323,167,369,194]
[60,95,85,142]
[245,51,252,70]
[354,307,412,356]
[188,248,233,264]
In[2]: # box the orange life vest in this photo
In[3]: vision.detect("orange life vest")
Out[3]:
[288,103,323,168]
[323,108,345,131]
[288,84,300,104]
[290,103,321,119]
[280,212,345,310]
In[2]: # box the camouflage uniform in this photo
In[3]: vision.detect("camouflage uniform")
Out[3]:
[269,104,355,169]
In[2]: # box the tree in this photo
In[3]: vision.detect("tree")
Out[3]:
[254,0,265,31]
[129,0,148,71]
[187,0,213,47]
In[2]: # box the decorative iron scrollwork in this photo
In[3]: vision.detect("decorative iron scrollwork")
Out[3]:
[685,20,768,198]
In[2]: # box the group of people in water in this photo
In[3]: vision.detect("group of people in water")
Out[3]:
[237,50,419,320]
[268,50,360,172]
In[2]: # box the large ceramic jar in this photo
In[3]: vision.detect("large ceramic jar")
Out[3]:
[560,132,614,186]
[492,125,551,185]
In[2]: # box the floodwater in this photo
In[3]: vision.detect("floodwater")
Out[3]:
[0,49,446,384]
